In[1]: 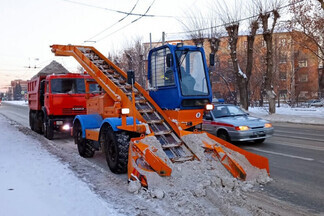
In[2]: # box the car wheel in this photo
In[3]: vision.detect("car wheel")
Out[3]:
[254,138,265,144]
[217,130,230,142]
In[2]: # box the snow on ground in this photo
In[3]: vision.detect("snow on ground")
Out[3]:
[3,100,29,106]
[249,105,324,125]
[0,115,123,216]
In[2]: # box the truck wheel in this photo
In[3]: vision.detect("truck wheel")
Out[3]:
[34,112,43,134]
[103,126,129,174]
[29,111,35,131]
[74,121,94,158]
[44,120,54,140]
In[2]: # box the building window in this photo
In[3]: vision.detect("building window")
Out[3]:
[279,90,287,98]
[299,91,308,98]
[298,60,308,68]
[279,54,287,63]
[279,72,287,80]
[279,38,287,46]
[299,74,308,82]
[244,41,248,49]
[228,59,233,67]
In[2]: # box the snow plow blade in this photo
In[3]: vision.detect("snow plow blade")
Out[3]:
[205,132,270,175]
[203,141,247,180]
[128,130,269,188]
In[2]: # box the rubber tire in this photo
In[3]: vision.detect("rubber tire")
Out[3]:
[44,120,54,140]
[103,127,129,174]
[29,111,35,131]
[74,121,95,158]
[254,138,265,144]
[217,130,230,142]
[34,112,43,134]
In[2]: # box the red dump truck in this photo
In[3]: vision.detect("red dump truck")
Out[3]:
[28,72,97,139]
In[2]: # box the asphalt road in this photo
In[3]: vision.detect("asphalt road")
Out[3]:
[1,102,323,214]
[237,122,324,214]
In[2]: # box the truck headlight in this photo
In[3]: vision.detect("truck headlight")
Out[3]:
[121,108,130,115]
[62,124,71,131]
[205,104,214,111]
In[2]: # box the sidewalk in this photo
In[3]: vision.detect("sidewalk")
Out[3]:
[249,106,324,125]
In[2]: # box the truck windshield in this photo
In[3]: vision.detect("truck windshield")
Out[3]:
[51,78,98,94]
[175,50,209,96]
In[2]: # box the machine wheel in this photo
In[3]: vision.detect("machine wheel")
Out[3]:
[29,111,35,131]
[254,138,265,144]
[44,119,54,140]
[217,130,230,142]
[74,121,95,158]
[103,126,130,174]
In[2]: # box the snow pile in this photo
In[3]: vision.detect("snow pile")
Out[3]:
[0,115,122,216]
[128,133,271,215]
[249,106,324,125]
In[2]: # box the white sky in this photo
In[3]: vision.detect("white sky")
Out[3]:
[0,0,208,92]
[0,0,290,92]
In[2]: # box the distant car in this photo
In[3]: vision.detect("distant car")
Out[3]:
[202,104,274,143]
[305,99,323,107]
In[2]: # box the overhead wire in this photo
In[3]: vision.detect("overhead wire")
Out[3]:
[62,0,172,18]
[84,0,140,43]
[167,0,304,36]
[95,0,156,43]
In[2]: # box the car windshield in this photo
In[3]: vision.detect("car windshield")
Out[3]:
[51,78,98,94]
[175,50,209,96]
[212,105,247,118]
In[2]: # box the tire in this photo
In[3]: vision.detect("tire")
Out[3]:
[217,130,230,142]
[103,126,130,174]
[29,111,35,131]
[34,112,43,134]
[74,121,95,158]
[44,119,54,140]
[254,138,265,144]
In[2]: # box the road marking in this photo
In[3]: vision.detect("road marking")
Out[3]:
[274,134,324,143]
[245,147,315,161]
[266,139,324,151]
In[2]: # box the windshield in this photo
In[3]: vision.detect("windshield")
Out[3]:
[175,50,209,96]
[212,105,247,118]
[51,78,98,94]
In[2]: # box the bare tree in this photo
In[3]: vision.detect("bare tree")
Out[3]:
[180,9,209,46]
[257,0,282,114]
[287,0,324,63]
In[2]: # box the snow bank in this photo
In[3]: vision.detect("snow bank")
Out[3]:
[249,106,324,125]
[128,133,271,215]
[0,115,123,216]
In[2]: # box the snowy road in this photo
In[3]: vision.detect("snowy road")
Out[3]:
[0,101,319,215]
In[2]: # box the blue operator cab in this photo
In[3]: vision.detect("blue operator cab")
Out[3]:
[147,43,213,110]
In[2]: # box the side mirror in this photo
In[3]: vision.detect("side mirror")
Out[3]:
[127,70,135,85]
[209,53,215,66]
[166,53,173,67]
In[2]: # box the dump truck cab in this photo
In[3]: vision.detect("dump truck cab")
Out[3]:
[148,43,212,110]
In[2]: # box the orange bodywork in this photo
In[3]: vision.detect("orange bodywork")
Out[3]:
[51,44,270,188]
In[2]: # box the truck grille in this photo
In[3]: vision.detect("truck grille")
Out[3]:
[62,107,86,115]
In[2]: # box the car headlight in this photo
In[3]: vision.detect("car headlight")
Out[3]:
[264,123,272,128]
[235,126,250,131]
[62,124,71,131]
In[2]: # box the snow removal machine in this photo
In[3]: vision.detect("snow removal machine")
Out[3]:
[51,43,269,187]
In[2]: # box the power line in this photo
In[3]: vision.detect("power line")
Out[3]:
[62,0,172,18]
[95,0,156,43]
[167,0,304,35]
[84,0,140,43]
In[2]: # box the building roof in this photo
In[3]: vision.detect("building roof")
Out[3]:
[31,60,69,79]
